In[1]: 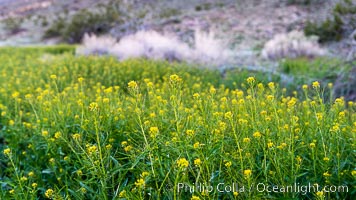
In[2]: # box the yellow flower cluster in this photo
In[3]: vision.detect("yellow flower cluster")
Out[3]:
[0,49,355,199]
[45,188,54,198]
[149,126,159,138]
[177,158,189,169]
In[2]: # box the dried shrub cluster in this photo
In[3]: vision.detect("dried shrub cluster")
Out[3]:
[76,30,231,65]
[261,31,325,60]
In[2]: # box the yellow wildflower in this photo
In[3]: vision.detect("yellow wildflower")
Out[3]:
[128,81,138,89]
[72,133,81,140]
[45,188,54,198]
[312,81,320,89]
[49,158,55,164]
[88,102,99,111]
[225,161,232,168]
[186,129,195,137]
[54,132,61,139]
[253,131,262,138]
[3,148,11,156]
[296,156,302,163]
[78,77,84,83]
[80,187,87,194]
[191,195,200,200]
[316,191,324,197]
[351,170,356,176]
[309,143,316,148]
[124,145,132,152]
[76,170,83,176]
[20,176,28,181]
[177,158,189,168]
[28,171,35,177]
[149,126,159,138]
[193,142,200,149]
[87,145,97,154]
[268,82,275,90]
[141,171,149,177]
[323,172,331,177]
[119,190,126,197]
[224,111,233,119]
[106,144,112,150]
[267,142,274,148]
[244,169,252,177]
[42,130,49,137]
[169,74,182,83]
[135,178,145,188]
[246,77,255,85]
[194,158,202,166]
[243,138,251,143]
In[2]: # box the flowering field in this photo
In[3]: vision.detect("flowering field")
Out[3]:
[0,47,355,199]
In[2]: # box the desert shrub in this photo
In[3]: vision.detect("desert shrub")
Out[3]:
[334,0,356,15]
[76,33,117,56]
[261,31,325,60]
[159,7,181,19]
[44,4,122,43]
[193,29,232,65]
[304,15,344,43]
[274,0,325,5]
[1,17,23,34]
[195,2,212,11]
[76,30,231,65]
[304,0,356,43]
[110,31,192,62]
[44,16,68,38]
[286,0,314,5]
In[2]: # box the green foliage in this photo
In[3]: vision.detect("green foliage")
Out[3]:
[279,57,339,79]
[285,0,323,5]
[334,64,356,102]
[304,0,356,43]
[333,0,356,15]
[44,4,122,43]
[159,8,181,19]
[195,3,212,11]
[223,68,281,89]
[304,15,344,43]
[278,57,353,98]
[279,57,348,82]
[0,45,76,55]
[1,17,23,34]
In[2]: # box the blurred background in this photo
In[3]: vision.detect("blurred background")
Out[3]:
[0,0,355,99]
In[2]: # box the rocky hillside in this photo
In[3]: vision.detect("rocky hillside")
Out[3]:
[0,0,354,65]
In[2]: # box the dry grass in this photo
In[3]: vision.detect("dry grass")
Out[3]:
[262,31,326,60]
[76,30,231,66]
